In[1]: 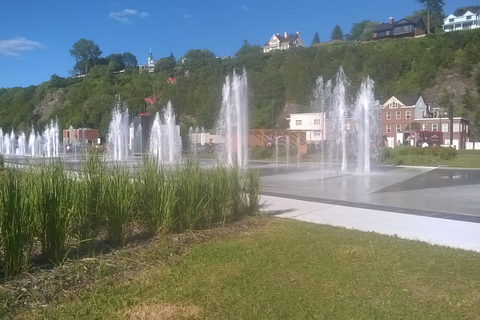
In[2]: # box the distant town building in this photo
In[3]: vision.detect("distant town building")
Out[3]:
[139,48,155,74]
[379,95,470,149]
[372,17,425,40]
[443,10,480,32]
[287,95,470,150]
[63,126,100,147]
[263,32,305,53]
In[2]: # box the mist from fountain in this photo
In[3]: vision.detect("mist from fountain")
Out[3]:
[106,106,130,161]
[217,69,249,167]
[148,101,182,164]
[313,67,379,173]
[0,119,60,158]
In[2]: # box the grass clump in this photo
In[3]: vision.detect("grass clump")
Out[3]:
[0,153,261,282]
[384,145,457,166]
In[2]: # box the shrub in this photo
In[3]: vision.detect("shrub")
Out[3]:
[251,147,273,160]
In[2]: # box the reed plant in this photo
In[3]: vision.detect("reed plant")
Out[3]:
[136,157,175,236]
[0,169,36,277]
[207,165,232,224]
[245,168,261,215]
[103,165,135,247]
[169,162,211,232]
[71,152,106,253]
[36,161,72,264]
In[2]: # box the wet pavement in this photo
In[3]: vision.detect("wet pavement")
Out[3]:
[257,163,480,252]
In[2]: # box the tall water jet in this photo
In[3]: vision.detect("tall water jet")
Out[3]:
[17,132,26,155]
[312,68,379,174]
[42,119,60,157]
[107,106,130,161]
[354,76,377,173]
[217,69,249,167]
[333,68,348,173]
[148,101,182,164]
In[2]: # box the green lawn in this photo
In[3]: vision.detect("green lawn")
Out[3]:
[14,218,480,320]
[440,150,480,168]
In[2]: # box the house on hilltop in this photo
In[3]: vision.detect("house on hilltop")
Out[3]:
[372,17,426,40]
[443,10,480,32]
[263,32,305,53]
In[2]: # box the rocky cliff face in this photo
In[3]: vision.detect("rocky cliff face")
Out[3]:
[33,89,66,123]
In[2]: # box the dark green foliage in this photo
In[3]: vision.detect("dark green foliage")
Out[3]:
[1,30,480,136]
[384,145,457,165]
[330,25,344,41]
[311,32,320,45]
[69,39,102,78]
[347,20,379,42]
[453,6,480,16]
[416,0,445,33]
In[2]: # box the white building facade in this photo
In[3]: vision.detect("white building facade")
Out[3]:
[444,10,480,32]
[287,113,326,143]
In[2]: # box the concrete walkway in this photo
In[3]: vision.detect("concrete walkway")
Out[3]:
[261,195,480,253]
[258,165,480,253]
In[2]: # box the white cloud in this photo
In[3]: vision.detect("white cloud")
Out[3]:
[0,37,44,57]
[109,8,149,24]
[241,5,250,12]
[179,9,192,19]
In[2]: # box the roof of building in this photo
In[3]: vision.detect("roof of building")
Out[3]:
[373,16,424,32]
[380,95,422,106]
[263,33,301,47]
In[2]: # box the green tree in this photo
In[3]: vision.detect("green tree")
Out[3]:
[347,21,379,42]
[330,25,344,41]
[122,52,138,68]
[69,39,102,79]
[155,53,176,76]
[415,0,445,33]
[453,6,480,16]
[105,54,125,71]
[311,32,320,45]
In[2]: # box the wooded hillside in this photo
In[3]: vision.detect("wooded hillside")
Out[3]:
[1,29,479,140]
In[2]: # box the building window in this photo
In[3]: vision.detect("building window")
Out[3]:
[390,101,398,108]
[396,111,401,120]
[453,123,459,132]
[442,123,448,132]
[386,111,391,120]
[467,16,472,20]
[396,124,401,132]
[377,111,382,120]
[406,111,411,119]
[432,123,438,131]
[421,124,427,131]
[386,124,391,133]
[295,120,302,126]
[313,131,322,137]
[449,18,454,22]
[314,119,321,126]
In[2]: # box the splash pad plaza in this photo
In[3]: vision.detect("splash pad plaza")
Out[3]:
[1,69,480,250]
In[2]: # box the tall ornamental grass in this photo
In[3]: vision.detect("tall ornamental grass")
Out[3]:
[71,152,106,252]
[0,170,36,277]
[103,165,135,247]
[136,158,177,237]
[0,156,261,278]
[36,161,72,264]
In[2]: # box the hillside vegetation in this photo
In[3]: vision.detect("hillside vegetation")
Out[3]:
[1,29,479,140]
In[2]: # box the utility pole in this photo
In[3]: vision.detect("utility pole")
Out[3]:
[271,100,275,146]
[449,102,454,146]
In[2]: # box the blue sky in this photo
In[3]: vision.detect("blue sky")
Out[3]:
[0,0,476,88]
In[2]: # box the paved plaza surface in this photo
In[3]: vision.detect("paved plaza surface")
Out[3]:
[257,163,480,252]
